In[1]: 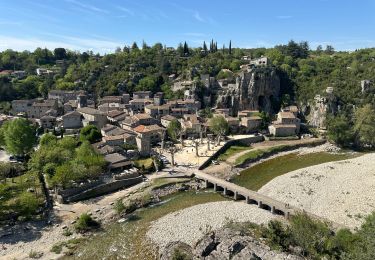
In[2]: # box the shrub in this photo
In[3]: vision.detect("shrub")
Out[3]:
[29,250,43,258]
[17,191,40,218]
[74,213,100,233]
[114,199,126,215]
[262,220,292,250]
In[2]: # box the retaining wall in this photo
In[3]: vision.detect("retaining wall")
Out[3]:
[198,136,264,170]
[59,176,143,203]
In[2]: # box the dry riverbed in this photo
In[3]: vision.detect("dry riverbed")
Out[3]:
[147,201,281,250]
[259,153,375,229]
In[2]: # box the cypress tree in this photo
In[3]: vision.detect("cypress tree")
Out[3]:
[203,41,207,52]
[229,40,232,55]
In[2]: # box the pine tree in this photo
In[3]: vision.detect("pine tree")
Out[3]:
[229,40,232,55]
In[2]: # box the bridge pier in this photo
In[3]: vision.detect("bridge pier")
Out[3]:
[223,187,227,196]
[234,191,238,200]
[271,206,276,214]
[213,183,217,192]
[258,201,263,208]
[204,180,209,188]
[285,211,290,220]
[246,196,250,204]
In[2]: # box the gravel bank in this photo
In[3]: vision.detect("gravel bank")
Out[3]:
[147,201,280,250]
[259,153,375,229]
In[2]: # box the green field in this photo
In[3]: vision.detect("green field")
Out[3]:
[234,145,288,165]
[232,152,359,191]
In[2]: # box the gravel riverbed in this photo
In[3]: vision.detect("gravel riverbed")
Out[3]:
[147,201,280,250]
[259,153,375,229]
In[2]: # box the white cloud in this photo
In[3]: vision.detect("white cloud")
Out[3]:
[65,0,109,14]
[116,6,135,16]
[194,11,204,22]
[0,35,123,54]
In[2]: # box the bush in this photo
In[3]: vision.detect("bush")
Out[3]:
[29,250,43,258]
[74,213,100,233]
[114,199,126,215]
[262,220,292,250]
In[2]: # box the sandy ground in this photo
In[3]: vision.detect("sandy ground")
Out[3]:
[259,153,375,229]
[147,201,280,249]
[0,149,10,162]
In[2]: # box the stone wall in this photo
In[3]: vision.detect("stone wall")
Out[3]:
[198,136,264,170]
[58,176,143,203]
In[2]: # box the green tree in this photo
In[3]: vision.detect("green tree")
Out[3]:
[326,114,354,147]
[354,104,375,147]
[39,133,58,146]
[167,119,182,141]
[79,125,102,143]
[136,76,157,92]
[2,118,37,156]
[209,116,229,143]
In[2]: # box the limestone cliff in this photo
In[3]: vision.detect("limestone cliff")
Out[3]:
[215,68,280,115]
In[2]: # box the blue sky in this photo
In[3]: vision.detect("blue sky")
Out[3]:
[0,0,374,53]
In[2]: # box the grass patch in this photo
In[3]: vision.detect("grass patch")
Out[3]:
[235,145,287,166]
[233,152,359,191]
[217,145,252,161]
[134,157,154,171]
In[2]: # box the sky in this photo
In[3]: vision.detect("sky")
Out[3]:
[0,0,374,54]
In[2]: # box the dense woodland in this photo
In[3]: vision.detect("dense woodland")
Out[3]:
[1,40,375,147]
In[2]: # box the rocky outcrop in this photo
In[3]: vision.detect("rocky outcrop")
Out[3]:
[215,68,280,115]
[160,228,303,260]
[305,92,338,128]
[193,228,302,260]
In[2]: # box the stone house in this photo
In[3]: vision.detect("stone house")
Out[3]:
[240,116,262,132]
[103,135,125,146]
[48,90,85,103]
[28,99,59,119]
[161,115,177,128]
[121,113,154,130]
[225,116,240,133]
[107,110,126,123]
[104,153,132,171]
[59,111,82,129]
[98,103,126,112]
[144,104,170,119]
[133,124,165,145]
[11,99,34,115]
[40,115,56,129]
[180,114,202,138]
[77,107,108,129]
[268,111,301,137]
[250,56,269,67]
[129,99,153,113]
[268,124,298,137]
[133,91,152,99]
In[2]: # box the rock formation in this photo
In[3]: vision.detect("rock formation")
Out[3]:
[215,68,280,115]
[160,228,303,260]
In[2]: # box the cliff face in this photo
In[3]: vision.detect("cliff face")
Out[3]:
[215,68,280,115]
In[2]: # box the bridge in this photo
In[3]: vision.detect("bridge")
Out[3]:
[194,171,346,229]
